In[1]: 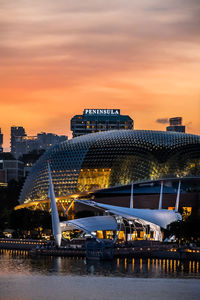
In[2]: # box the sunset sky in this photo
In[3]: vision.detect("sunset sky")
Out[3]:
[0,0,200,150]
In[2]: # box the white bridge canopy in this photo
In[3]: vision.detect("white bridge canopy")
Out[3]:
[60,215,118,233]
[76,200,182,229]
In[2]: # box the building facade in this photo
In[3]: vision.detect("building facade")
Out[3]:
[11,127,68,158]
[0,158,24,185]
[14,136,38,159]
[37,132,68,150]
[71,109,133,138]
[166,117,185,133]
[19,130,200,205]
[11,126,26,157]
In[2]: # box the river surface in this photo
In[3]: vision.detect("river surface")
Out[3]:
[0,250,200,300]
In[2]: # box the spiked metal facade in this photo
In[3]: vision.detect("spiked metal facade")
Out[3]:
[19,130,200,204]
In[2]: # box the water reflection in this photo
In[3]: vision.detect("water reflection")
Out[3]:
[0,249,200,278]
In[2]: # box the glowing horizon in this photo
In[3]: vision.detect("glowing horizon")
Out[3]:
[0,0,200,150]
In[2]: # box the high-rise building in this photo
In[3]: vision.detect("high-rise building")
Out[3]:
[14,135,39,158]
[166,117,185,133]
[37,132,68,150]
[11,126,26,157]
[0,129,3,152]
[0,153,24,185]
[11,127,68,159]
[71,109,133,138]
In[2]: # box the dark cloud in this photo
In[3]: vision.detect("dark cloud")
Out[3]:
[156,118,169,124]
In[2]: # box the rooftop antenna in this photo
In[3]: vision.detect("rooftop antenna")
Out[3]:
[175,180,181,212]
[130,182,134,209]
[48,161,62,247]
[158,181,163,210]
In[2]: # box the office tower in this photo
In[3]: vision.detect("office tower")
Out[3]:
[166,117,185,133]
[11,126,27,157]
[11,127,68,159]
[37,132,68,149]
[71,109,133,138]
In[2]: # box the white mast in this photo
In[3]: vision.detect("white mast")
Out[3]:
[130,183,134,209]
[48,162,62,247]
[158,181,163,210]
[175,180,181,212]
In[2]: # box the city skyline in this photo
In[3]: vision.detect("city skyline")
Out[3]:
[0,0,200,150]
[0,111,191,151]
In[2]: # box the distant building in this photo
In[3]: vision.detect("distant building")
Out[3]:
[11,126,27,157]
[0,129,3,152]
[14,135,38,159]
[71,109,133,138]
[11,127,68,159]
[20,150,45,177]
[0,153,24,185]
[59,135,68,143]
[166,117,185,133]
[37,132,68,150]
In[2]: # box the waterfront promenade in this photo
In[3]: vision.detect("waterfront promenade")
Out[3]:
[1,275,200,300]
[1,238,200,260]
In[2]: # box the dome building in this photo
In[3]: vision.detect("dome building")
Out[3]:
[18,130,200,209]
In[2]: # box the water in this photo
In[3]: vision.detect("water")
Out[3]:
[0,250,200,278]
[0,250,200,300]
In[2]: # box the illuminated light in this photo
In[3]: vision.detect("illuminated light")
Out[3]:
[163,259,166,270]
[170,260,173,270]
[168,207,175,211]
[189,261,192,273]
[148,259,150,271]
[156,259,158,271]
[167,259,169,273]
[193,261,195,272]
[77,168,111,192]
[117,258,119,267]
[125,258,127,270]
[132,258,135,271]
[182,207,192,221]
[140,259,142,271]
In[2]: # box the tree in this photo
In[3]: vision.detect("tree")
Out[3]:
[10,208,52,238]
[0,179,24,230]
[166,212,200,245]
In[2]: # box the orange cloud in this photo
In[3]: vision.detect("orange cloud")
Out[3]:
[0,0,200,149]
